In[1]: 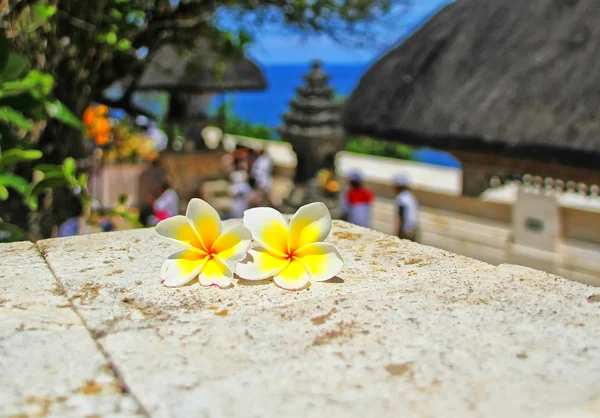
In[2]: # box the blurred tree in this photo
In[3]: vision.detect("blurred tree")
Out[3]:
[1,0,398,238]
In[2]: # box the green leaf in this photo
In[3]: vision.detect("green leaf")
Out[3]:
[106,32,118,45]
[33,163,63,174]
[0,221,27,243]
[32,4,58,23]
[109,8,123,20]
[44,99,84,129]
[62,157,76,179]
[0,71,54,99]
[77,172,88,187]
[0,53,29,83]
[0,29,8,73]
[117,193,128,205]
[117,39,131,51]
[0,173,30,195]
[0,149,43,169]
[0,107,33,131]
[0,93,45,120]
[0,185,7,200]
[28,171,68,197]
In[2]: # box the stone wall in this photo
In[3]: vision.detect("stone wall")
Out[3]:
[335,152,600,287]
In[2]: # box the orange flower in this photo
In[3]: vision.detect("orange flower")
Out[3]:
[83,106,96,127]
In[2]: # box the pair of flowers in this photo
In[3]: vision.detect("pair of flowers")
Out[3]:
[156,199,344,291]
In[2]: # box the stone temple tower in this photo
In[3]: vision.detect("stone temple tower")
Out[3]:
[279,61,347,216]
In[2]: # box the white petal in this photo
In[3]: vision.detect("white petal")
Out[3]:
[236,248,289,281]
[198,257,234,289]
[155,216,205,252]
[212,224,252,262]
[288,202,332,252]
[294,242,344,282]
[186,198,222,251]
[243,207,289,257]
[273,259,311,291]
[160,251,208,287]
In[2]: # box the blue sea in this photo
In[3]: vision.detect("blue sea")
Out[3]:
[216,63,368,129]
[218,63,460,168]
[128,62,460,168]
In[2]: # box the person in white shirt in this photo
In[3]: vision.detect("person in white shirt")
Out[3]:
[393,174,419,241]
[250,148,273,192]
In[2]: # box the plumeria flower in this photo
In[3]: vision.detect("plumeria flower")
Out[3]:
[156,199,251,288]
[237,202,344,291]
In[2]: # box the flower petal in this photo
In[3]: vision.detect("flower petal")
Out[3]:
[160,251,208,287]
[186,198,222,251]
[156,216,204,251]
[294,242,344,282]
[212,224,252,262]
[243,207,289,257]
[273,259,311,290]
[236,248,289,281]
[198,257,233,288]
[288,202,332,252]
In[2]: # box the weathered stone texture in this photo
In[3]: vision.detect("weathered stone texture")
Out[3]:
[2,221,599,417]
[0,242,143,417]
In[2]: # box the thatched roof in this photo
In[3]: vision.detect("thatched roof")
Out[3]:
[343,0,600,168]
[130,44,267,93]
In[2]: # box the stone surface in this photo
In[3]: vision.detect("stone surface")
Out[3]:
[3,221,600,417]
[0,242,143,417]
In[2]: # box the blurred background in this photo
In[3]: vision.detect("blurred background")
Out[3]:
[0,0,598,285]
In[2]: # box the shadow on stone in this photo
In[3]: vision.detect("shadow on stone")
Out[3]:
[235,276,272,287]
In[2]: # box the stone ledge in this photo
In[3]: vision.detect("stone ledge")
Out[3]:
[2,221,600,417]
[0,242,143,417]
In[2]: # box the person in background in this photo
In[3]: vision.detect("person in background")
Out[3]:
[139,195,155,227]
[57,193,83,237]
[228,161,251,219]
[341,170,374,228]
[247,177,272,209]
[151,180,179,224]
[393,174,419,241]
[251,147,273,193]
[139,155,166,212]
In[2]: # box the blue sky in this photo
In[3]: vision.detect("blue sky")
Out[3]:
[240,0,452,64]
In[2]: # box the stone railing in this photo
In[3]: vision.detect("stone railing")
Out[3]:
[335,152,600,287]
[2,222,599,417]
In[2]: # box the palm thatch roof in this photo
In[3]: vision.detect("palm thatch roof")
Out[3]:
[343,0,600,168]
[126,44,267,93]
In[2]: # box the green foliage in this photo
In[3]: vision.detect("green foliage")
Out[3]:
[212,98,274,140]
[345,137,414,161]
[0,27,84,242]
[2,0,398,240]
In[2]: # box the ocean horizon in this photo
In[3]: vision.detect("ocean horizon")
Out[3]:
[212,62,368,129]
[217,62,461,168]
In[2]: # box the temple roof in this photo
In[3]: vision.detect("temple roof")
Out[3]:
[343,0,600,168]
[125,44,267,93]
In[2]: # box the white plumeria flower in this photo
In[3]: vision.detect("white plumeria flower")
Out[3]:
[237,202,344,291]
[156,199,251,288]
